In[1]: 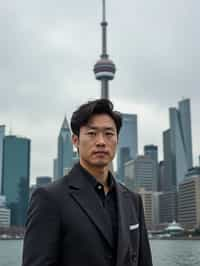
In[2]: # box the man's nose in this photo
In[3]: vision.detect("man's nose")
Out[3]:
[95,133,106,146]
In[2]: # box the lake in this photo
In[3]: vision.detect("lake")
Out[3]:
[0,239,200,266]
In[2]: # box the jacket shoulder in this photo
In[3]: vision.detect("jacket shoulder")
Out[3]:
[31,175,69,206]
[117,181,140,199]
[116,181,143,214]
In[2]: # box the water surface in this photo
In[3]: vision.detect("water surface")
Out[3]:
[0,239,200,266]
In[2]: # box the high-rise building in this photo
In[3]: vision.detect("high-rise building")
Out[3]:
[159,191,178,224]
[0,207,11,228]
[56,117,73,178]
[144,145,158,191]
[124,155,156,192]
[178,167,200,229]
[138,188,153,229]
[2,135,31,226]
[163,98,193,190]
[170,98,193,185]
[162,129,176,191]
[30,176,52,197]
[0,195,6,207]
[117,113,138,182]
[53,158,58,180]
[158,160,166,192]
[93,0,116,99]
[132,189,162,229]
[152,192,163,226]
[36,176,52,187]
[0,125,5,194]
[0,195,11,228]
[144,145,158,163]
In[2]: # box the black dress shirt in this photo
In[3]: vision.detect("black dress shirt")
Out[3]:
[79,164,118,265]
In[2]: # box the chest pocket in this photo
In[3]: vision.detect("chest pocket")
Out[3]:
[129,222,139,249]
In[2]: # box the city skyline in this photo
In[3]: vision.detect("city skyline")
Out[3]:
[0,0,200,183]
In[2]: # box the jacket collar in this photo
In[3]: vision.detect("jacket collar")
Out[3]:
[115,182,132,266]
[65,163,132,263]
[66,164,114,247]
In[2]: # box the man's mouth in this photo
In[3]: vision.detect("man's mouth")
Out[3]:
[93,151,108,155]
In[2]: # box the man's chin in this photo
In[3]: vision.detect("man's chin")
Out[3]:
[92,160,110,168]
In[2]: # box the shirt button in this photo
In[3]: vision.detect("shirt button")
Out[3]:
[97,185,102,190]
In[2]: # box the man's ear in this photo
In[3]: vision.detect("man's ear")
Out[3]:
[72,134,79,149]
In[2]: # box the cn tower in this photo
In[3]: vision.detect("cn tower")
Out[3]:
[93,0,116,99]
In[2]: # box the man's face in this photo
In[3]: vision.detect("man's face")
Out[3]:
[72,114,118,169]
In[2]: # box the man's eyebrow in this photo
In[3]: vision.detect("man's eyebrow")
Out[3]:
[86,125,116,131]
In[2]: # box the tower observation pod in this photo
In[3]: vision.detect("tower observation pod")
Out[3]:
[93,0,116,99]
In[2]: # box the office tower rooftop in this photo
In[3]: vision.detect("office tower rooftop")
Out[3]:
[144,145,158,163]
[185,167,200,178]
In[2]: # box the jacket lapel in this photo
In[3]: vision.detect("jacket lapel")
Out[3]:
[67,165,113,248]
[115,183,132,266]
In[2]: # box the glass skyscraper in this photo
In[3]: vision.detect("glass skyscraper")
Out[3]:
[170,98,193,184]
[144,145,158,191]
[162,129,176,191]
[0,125,5,194]
[2,135,31,226]
[54,117,73,178]
[117,113,138,182]
[144,145,158,163]
[163,98,193,190]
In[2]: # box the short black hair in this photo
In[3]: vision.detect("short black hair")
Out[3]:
[70,99,122,136]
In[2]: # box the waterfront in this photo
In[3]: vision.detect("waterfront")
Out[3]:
[0,239,200,266]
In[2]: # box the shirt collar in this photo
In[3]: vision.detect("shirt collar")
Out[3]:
[78,163,115,191]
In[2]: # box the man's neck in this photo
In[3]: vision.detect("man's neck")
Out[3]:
[80,160,109,187]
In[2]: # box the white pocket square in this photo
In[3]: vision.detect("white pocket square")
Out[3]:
[129,223,139,230]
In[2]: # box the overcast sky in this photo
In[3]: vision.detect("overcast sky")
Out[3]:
[1,0,200,184]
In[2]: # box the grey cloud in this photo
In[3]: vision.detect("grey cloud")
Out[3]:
[0,0,199,182]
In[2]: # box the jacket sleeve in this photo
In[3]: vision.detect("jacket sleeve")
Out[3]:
[137,194,153,266]
[22,188,61,266]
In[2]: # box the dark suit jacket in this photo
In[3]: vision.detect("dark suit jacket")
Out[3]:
[22,163,153,266]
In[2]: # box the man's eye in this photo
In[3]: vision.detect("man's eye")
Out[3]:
[87,131,96,136]
[105,132,114,136]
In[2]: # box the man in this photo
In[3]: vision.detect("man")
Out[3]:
[22,99,153,266]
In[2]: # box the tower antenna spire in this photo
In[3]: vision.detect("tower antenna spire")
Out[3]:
[102,0,106,22]
[101,0,107,58]
[93,0,116,99]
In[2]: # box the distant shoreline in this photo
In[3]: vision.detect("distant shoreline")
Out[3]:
[1,237,200,241]
[0,236,24,240]
[150,236,200,240]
